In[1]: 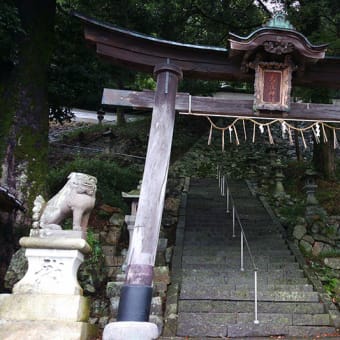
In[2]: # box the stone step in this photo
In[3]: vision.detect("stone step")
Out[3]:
[181,262,300,271]
[179,281,319,301]
[183,238,286,246]
[186,219,277,226]
[185,223,279,229]
[186,201,224,206]
[186,211,227,217]
[178,300,326,314]
[177,312,334,337]
[180,280,314,292]
[180,287,319,302]
[183,228,281,234]
[184,231,283,238]
[176,312,233,337]
[182,247,292,256]
[227,323,336,338]
[183,237,286,244]
[184,231,282,237]
[184,235,284,242]
[182,254,296,264]
[0,320,98,340]
[181,274,309,286]
[184,227,280,233]
[182,268,305,279]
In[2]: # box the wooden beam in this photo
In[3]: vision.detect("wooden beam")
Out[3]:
[125,64,182,286]
[74,12,340,88]
[102,89,340,122]
[117,63,182,322]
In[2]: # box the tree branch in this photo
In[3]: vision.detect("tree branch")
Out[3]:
[256,0,271,14]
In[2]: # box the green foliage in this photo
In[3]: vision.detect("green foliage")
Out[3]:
[324,277,340,298]
[134,73,156,91]
[278,202,305,227]
[287,0,340,56]
[0,1,22,66]
[309,259,340,300]
[293,87,333,104]
[49,106,75,125]
[47,158,139,210]
[196,161,216,177]
[318,249,340,258]
[179,79,221,96]
[86,229,104,265]
[284,161,308,196]
[60,122,109,140]
[63,218,73,230]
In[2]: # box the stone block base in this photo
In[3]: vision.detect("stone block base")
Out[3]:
[0,320,97,340]
[0,294,90,321]
[103,321,159,340]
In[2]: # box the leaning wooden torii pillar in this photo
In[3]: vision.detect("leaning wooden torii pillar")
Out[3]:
[117,60,182,318]
[73,10,338,339]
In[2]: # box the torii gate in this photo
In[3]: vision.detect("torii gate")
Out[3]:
[74,10,340,339]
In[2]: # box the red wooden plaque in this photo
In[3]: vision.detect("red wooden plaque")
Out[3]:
[263,70,282,104]
[254,63,292,112]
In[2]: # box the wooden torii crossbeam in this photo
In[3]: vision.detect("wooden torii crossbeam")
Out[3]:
[103,88,340,122]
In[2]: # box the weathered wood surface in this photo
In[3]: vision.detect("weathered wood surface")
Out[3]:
[74,12,340,89]
[103,89,340,122]
[229,29,327,60]
[125,64,182,286]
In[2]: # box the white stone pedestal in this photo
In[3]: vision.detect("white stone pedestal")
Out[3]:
[103,321,159,340]
[0,234,97,340]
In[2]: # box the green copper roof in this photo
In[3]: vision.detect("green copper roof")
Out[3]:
[266,12,294,30]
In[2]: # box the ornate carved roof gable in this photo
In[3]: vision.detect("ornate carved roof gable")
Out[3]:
[229,12,328,65]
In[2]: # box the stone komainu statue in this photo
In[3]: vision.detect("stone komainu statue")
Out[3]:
[32,172,97,231]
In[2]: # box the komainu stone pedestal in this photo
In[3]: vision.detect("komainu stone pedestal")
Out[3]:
[0,232,97,340]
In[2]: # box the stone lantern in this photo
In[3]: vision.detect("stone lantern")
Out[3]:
[97,107,105,124]
[273,158,286,197]
[303,169,319,206]
[121,181,141,271]
[247,153,260,188]
[266,146,278,187]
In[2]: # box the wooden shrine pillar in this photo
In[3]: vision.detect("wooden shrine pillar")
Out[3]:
[116,61,182,323]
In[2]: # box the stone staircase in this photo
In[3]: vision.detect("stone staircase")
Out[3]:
[173,178,338,338]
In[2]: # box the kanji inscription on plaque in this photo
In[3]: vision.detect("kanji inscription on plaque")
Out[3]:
[254,62,292,112]
[263,70,282,104]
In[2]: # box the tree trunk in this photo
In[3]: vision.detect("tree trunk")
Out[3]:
[0,0,55,290]
[1,0,55,215]
[313,126,336,179]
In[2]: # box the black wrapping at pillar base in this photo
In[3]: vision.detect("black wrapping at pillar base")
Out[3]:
[117,284,153,322]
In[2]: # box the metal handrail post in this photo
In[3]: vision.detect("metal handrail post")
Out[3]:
[222,175,225,196]
[226,186,230,213]
[240,231,244,271]
[232,206,236,238]
[218,168,221,190]
[254,269,259,324]
[225,177,260,325]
